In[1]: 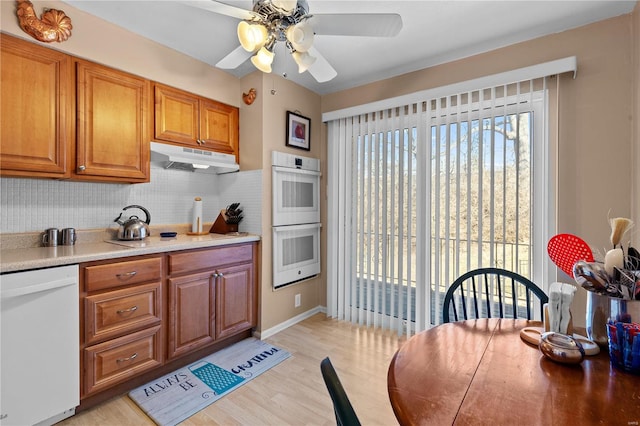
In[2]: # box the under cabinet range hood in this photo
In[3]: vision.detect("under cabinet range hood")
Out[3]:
[150,141,239,174]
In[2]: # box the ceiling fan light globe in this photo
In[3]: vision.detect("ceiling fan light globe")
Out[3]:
[271,0,297,15]
[237,21,268,52]
[251,47,274,73]
[292,51,316,73]
[286,22,314,52]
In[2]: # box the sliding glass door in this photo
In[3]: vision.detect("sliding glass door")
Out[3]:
[328,80,551,335]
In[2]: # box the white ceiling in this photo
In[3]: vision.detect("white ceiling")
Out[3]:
[63,0,637,95]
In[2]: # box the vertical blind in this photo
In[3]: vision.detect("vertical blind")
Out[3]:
[327,76,556,336]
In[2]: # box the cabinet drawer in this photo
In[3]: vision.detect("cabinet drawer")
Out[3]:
[84,325,163,396]
[84,257,162,292]
[168,243,253,275]
[85,282,162,345]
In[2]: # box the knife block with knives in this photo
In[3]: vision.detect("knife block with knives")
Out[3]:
[209,203,244,234]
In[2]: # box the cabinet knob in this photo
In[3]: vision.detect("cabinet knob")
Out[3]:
[200,140,206,145]
[212,273,219,278]
[218,272,224,278]
[78,165,86,171]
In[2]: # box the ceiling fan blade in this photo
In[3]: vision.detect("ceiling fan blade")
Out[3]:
[306,46,337,83]
[182,0,257,21]
[216,45,252,69]
[310,13,402,37]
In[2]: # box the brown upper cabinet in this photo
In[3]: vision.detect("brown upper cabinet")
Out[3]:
[154,83,239,162]
[76,60,150,182]
[1,34,73,178]
[1,34,150,183]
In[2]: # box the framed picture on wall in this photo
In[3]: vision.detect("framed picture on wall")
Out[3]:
[286,111,311,151]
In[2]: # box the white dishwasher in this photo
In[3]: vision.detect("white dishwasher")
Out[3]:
[1,265,79,426]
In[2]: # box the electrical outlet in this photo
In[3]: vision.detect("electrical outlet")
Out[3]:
[294,293,301,308]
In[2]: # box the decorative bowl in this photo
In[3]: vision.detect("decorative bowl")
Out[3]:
[539,332,585,364]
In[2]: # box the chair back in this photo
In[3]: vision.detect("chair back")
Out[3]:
[320,357,361,426]
[442,267,548,323]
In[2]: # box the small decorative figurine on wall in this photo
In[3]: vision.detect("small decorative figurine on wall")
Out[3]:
[16,0,73,43]
[242,88,257,105]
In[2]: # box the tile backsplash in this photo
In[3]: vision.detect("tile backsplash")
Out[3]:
[0,165,262,235]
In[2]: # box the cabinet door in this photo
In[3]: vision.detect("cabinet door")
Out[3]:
[167,271,216,359]
[0,34,72,178]
[200,99,239,161]
[76,60,150,182]
[215,262,256,340]
[154,84,199,146]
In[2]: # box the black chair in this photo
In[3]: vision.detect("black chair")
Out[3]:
[442,267,548,323]
[320,357,361,426]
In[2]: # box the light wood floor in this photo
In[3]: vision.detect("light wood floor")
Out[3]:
[61,313,406,425]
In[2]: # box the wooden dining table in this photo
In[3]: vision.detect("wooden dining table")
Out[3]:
[387,318,639,425]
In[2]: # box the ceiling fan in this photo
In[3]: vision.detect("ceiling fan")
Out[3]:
[183,0,402,83]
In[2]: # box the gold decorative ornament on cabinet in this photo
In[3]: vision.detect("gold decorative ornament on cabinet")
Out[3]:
[16,0,73,43]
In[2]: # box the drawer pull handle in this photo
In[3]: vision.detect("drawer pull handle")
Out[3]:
[116,271,137,280]
[116,353,138,363]
[116,306,138,314]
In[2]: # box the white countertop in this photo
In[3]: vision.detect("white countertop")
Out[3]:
[0,233,260,274]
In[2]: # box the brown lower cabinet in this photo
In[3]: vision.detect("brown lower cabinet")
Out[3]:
[84,325,163,396]
[79,242,258,409]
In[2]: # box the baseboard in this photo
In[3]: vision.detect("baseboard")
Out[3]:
[255,305,326,339]
[35,408,75,426]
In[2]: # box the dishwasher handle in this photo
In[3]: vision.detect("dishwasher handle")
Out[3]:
[0,277,77,299]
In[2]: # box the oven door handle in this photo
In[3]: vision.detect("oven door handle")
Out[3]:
[272,223,322,233]
[272,165,321,176]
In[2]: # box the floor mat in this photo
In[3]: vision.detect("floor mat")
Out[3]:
[129,337,291,426]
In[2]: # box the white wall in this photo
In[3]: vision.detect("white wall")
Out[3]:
[0,168,262,235]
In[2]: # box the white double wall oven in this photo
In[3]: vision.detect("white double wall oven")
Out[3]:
[271,151,321,289]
